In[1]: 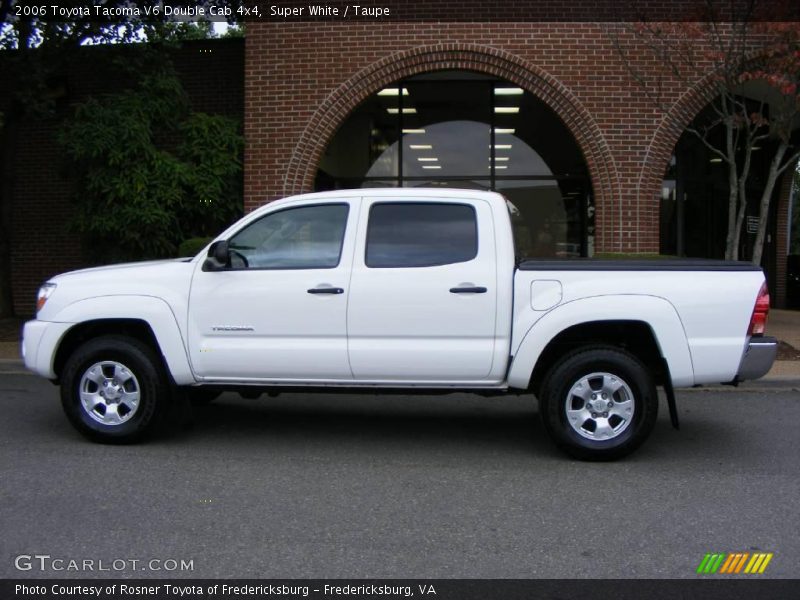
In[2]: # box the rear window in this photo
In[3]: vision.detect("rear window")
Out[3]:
[366,202,478,268]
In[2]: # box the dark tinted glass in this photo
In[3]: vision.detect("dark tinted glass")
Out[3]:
[402,81,490,178]
[498,180,587,258]
[366,203,477,268]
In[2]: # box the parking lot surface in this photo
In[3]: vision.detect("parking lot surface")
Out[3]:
[1,371,798,579]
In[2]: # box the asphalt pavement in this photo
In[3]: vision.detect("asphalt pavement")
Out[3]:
[1,371,798,580]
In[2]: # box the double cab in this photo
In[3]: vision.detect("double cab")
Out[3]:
[23,189,777,459]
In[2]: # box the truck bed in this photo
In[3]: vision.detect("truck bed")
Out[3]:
[517,258,762,272]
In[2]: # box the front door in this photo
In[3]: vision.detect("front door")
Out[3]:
[188,200,357,382]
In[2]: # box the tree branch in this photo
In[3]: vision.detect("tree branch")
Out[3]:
[776,148,800,176]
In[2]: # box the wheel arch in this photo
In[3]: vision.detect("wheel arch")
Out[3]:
[527,321,665,397]
[48,296,195,385]
[508,295,694,391]
[54,319,159,379]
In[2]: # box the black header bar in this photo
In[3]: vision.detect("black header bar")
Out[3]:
[4,0,800,23]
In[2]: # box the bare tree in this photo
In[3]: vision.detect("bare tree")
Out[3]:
[607,1,800,263]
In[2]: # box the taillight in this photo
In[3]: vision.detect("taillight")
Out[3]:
[747,282,770,336]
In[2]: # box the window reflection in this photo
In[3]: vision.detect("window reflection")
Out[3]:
[403,179,490,191]
[229,205,349,269]
[500,180,587,258]
[366,203,478,268]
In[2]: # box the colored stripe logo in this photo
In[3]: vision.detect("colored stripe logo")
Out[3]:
[696,552,773,574]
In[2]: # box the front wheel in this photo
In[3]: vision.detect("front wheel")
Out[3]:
[538,347,658,461]
[61,336,168,443]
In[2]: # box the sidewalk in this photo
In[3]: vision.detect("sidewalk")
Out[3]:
[2,311,799,380]
[0,317,22,361]
[767,309,800,351]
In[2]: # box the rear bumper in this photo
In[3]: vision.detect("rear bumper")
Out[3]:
[737,336,778,381]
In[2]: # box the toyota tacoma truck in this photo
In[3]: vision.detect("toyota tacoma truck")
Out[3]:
[22,189,777,459]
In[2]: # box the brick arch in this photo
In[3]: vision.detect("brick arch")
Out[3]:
[283,44,620,249]
[642,71,795,287]
[641,42,783,197]
[636,37,793,249]
[637,74,720,226]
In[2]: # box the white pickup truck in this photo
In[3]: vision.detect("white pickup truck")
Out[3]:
[22,189,776,459]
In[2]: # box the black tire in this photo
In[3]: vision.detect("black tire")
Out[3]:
[60,335,168,444]
[538,346,658,461]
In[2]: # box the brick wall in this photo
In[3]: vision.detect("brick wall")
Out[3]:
[244,22,790,263]
[5,38,244,315]
[244,23,713,254]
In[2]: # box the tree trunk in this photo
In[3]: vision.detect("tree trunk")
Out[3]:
[732,146,755,260]
[751,142,788,266]
[723,115,739,260]
[732,187,748,259]
[725,169,740,260]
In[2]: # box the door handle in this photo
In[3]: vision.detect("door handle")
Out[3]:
[307,287,344,295]
[449,286,487,294]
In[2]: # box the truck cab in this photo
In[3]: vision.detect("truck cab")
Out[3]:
[189,190,512,385]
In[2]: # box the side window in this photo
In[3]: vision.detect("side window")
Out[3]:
[366,202,478,268]
[228,204,349,269]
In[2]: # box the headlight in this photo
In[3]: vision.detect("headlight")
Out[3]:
[36,282,57,313]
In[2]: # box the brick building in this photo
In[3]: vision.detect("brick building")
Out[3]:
[4,10,798,314]
[244,18,796,306]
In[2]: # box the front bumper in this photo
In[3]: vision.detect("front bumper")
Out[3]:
[22,320,73,379]
[737,336,778,381]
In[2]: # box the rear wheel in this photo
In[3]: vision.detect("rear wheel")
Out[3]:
[61,336,168,443]
[538,346,658,460]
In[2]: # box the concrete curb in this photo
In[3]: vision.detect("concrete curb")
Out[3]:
[0,358,29,376]
[0,341,20,360]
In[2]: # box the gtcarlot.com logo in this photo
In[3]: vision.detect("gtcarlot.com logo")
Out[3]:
[14,554,194,572]
[696,552,773,575]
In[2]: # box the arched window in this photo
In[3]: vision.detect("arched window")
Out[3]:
[660,103,786,262]
[315,71,593,257]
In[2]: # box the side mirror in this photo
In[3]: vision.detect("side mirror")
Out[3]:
[203,240,230,271]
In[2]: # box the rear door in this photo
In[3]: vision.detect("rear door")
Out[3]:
[347,197,498,382]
